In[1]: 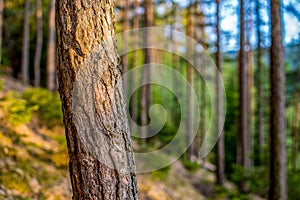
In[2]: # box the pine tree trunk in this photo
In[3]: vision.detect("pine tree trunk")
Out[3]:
[141,0,153,144]
[269,0,287,199]
[22,0,30,84]
[216,0,224,185]
[0,0,3,64]
[255,0,264,165]
[186,0,194,159]
[47,0,56,91]
[247,50,253,167]
[56,1,138,199]
[238,0,249,191]
[34,0,43,87]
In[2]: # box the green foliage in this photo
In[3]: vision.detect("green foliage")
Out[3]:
[0,91,38,125]
[288,170,300,199]
[231,165,269,197]
[151,165,171,180]
[181,159,200,173]
[22,88,63,127]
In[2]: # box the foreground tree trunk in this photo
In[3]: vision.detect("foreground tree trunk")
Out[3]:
[215,0,224,185]
[269,0,287,199]
[47,0,56,91]
[34,0,43,87]
[56,1,138,199]
[22,0,30,84]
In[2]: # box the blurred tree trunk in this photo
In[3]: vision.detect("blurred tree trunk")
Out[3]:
[47,0,56,91]
[237,0,249,192]
[34,0,43,87]
[122,0,129,89]
[186,0,194,159]
[22,0,30,84]
[215,0,224,185]
[0,0,3,64]
[130,0,139,135]
[246,50,253,167]
[255,0,264,165]
[141,0,153,144]
[292,88,299,172]
[269,0,287,199]
[56,0,138,199]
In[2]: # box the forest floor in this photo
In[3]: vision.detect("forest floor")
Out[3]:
[0,75,265,200]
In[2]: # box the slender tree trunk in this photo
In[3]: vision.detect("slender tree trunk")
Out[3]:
[56,1,138,199]
[255,0,264,165]
[238,0,249,191]
[247,50,253,167]
[292,88,299,172]
[22,0,30,84]
[34,0,43,87]
[216,0,224,185]
[0,0,3,64]
[269,0,287,199]
[141,0,153,144]
[186,0,194,159]
[47,0,56,91]
[130,0,139,135]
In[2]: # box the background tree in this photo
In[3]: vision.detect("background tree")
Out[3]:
[215,0,225,185]
[34,0,43,87]
[269,0,287,199]
[21,0,30,84]
[56,0,138,198]
[47,0,56,91]
[0,0,3,64]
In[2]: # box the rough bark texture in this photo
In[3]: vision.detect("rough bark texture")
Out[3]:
[215,0,224,185]
[22,0,30,84]
[255,0,264,165]
[269,0,287,199]
[47,0,56,91]
[56,0,138,199]
[0,0,3,64]
[34,0,43,87]
[186,0,194,159]
[291,88,299,172]
[141,0,153,144]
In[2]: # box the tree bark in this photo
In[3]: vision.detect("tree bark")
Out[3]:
[255,0,264,165]
[22,0,30,84]
[215,0,224,185]
[237,0,249,191]
[47,0,56,91]
[0,0,3,64]
[141,0,153,144]
[291,88,299,172]
[56,0,138,199]
[34,0,43,87]
[269,0,287,199]
[247,50,253,168]
[186,0,194,159]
